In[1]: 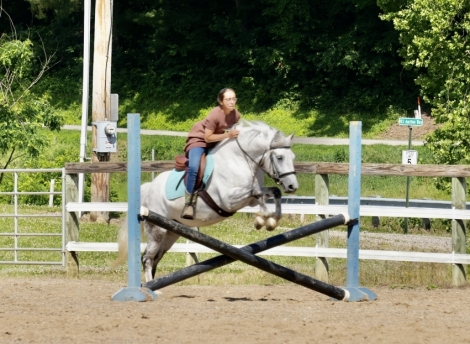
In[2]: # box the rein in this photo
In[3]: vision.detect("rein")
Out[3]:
[236,137,296,185]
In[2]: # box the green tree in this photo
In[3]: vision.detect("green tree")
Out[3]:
[380,0,470,167]
[259,0,418,112]
[20,0,418,122]
[0,7,62,175]
[109,0,416,113]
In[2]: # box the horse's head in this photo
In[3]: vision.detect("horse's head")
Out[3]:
[267,131,298,193]
[235,120,299,193]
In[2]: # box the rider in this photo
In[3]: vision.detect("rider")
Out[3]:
[181,88,241,219]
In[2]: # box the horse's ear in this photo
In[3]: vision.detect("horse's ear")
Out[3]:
[287,133,295,144]
[271,131,286,148]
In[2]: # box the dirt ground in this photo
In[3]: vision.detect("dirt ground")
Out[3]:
[1,277,469,344]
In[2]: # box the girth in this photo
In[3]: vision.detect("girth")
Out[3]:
[198,190,235,217]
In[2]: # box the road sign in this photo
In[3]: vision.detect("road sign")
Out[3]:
[402,150,418,165]
[398,118,423,126]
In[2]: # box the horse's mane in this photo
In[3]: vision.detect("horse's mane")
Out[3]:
[236,118,276,130]
[234,119,275,133]
[232,119,292,152]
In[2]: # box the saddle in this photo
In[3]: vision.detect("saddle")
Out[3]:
[174,154,207,190]
[173,153,235,217]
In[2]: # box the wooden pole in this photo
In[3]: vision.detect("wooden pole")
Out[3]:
[452,177,467,285]
[90,0,113,222]
[65,174,79,278]
[314,173,329,282]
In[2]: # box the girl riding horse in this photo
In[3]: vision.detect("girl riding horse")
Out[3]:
[182,88,241,219]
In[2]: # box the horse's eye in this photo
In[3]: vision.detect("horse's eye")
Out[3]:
[277,156,283,161]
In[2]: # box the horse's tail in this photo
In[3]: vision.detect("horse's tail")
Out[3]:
[109,216,129,268]
[110,182,151,269]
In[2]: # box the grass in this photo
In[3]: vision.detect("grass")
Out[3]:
[57,86,409,140]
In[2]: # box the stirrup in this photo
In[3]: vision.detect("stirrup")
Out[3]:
[181,204,194,219]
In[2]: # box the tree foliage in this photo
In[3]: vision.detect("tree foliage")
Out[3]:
[0,6,61,172]
[14,0,418,116]
[108,0,418,112]
[380,0,470,166]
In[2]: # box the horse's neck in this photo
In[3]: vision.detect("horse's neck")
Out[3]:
[208,139,264,211]
[222,137,261,164]
[211,139,261,183]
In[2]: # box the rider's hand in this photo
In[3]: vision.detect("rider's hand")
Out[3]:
[227,129,239,138]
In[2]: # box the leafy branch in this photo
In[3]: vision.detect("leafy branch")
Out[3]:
[0,5,63,174]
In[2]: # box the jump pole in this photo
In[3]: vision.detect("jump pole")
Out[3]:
[144,213,350,291]
[112,113,158,302]
[140,207,350,301]
[344,121,377,301]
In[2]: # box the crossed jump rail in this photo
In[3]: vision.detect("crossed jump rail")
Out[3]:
[139,206,351,301]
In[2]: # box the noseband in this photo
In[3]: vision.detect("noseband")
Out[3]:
[236,137,296,185]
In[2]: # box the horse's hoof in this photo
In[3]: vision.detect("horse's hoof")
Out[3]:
[254,215,265,230]
[265,217,278,231]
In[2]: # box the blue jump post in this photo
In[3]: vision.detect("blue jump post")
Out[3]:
[112,113,158,302]
[344,121,377,301]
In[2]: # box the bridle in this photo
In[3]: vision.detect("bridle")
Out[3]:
[236,136,296,185]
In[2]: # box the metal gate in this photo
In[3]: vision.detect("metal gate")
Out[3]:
[0,168,65,266]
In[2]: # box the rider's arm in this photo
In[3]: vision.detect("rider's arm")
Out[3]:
[204,128,239,143]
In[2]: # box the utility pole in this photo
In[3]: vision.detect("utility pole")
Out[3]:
[91,0,113,222]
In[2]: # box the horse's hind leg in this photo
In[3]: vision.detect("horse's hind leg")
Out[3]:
[141,221,180,282]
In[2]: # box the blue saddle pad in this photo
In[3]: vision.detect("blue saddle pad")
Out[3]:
[164,152,214,200]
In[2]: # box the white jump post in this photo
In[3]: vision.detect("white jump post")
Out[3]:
[112,113,158,302]
[344,121,377,301]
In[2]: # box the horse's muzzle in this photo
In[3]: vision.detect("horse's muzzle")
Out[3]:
[283,183,298,193]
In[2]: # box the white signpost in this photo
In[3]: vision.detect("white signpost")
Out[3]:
[402,150,418,165]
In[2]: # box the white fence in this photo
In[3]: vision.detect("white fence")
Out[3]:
[65,200,470,265]
[0,168,66,266]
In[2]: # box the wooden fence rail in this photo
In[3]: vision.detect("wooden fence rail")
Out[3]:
[65,161,470,177]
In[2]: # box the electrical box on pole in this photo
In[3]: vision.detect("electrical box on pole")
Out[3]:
[92,93,119,153]
[92,121,117,153]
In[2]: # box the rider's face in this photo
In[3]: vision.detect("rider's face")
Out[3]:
[220,90,237,114]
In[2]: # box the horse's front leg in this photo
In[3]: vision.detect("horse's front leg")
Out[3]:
[253,186,282,231]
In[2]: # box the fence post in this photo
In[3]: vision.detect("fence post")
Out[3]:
[452,177,466,285]
[49,179,55,207]
[314,173,329,282]
[65,173,80,278]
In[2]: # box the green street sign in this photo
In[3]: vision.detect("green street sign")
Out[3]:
[398,118,423,126]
